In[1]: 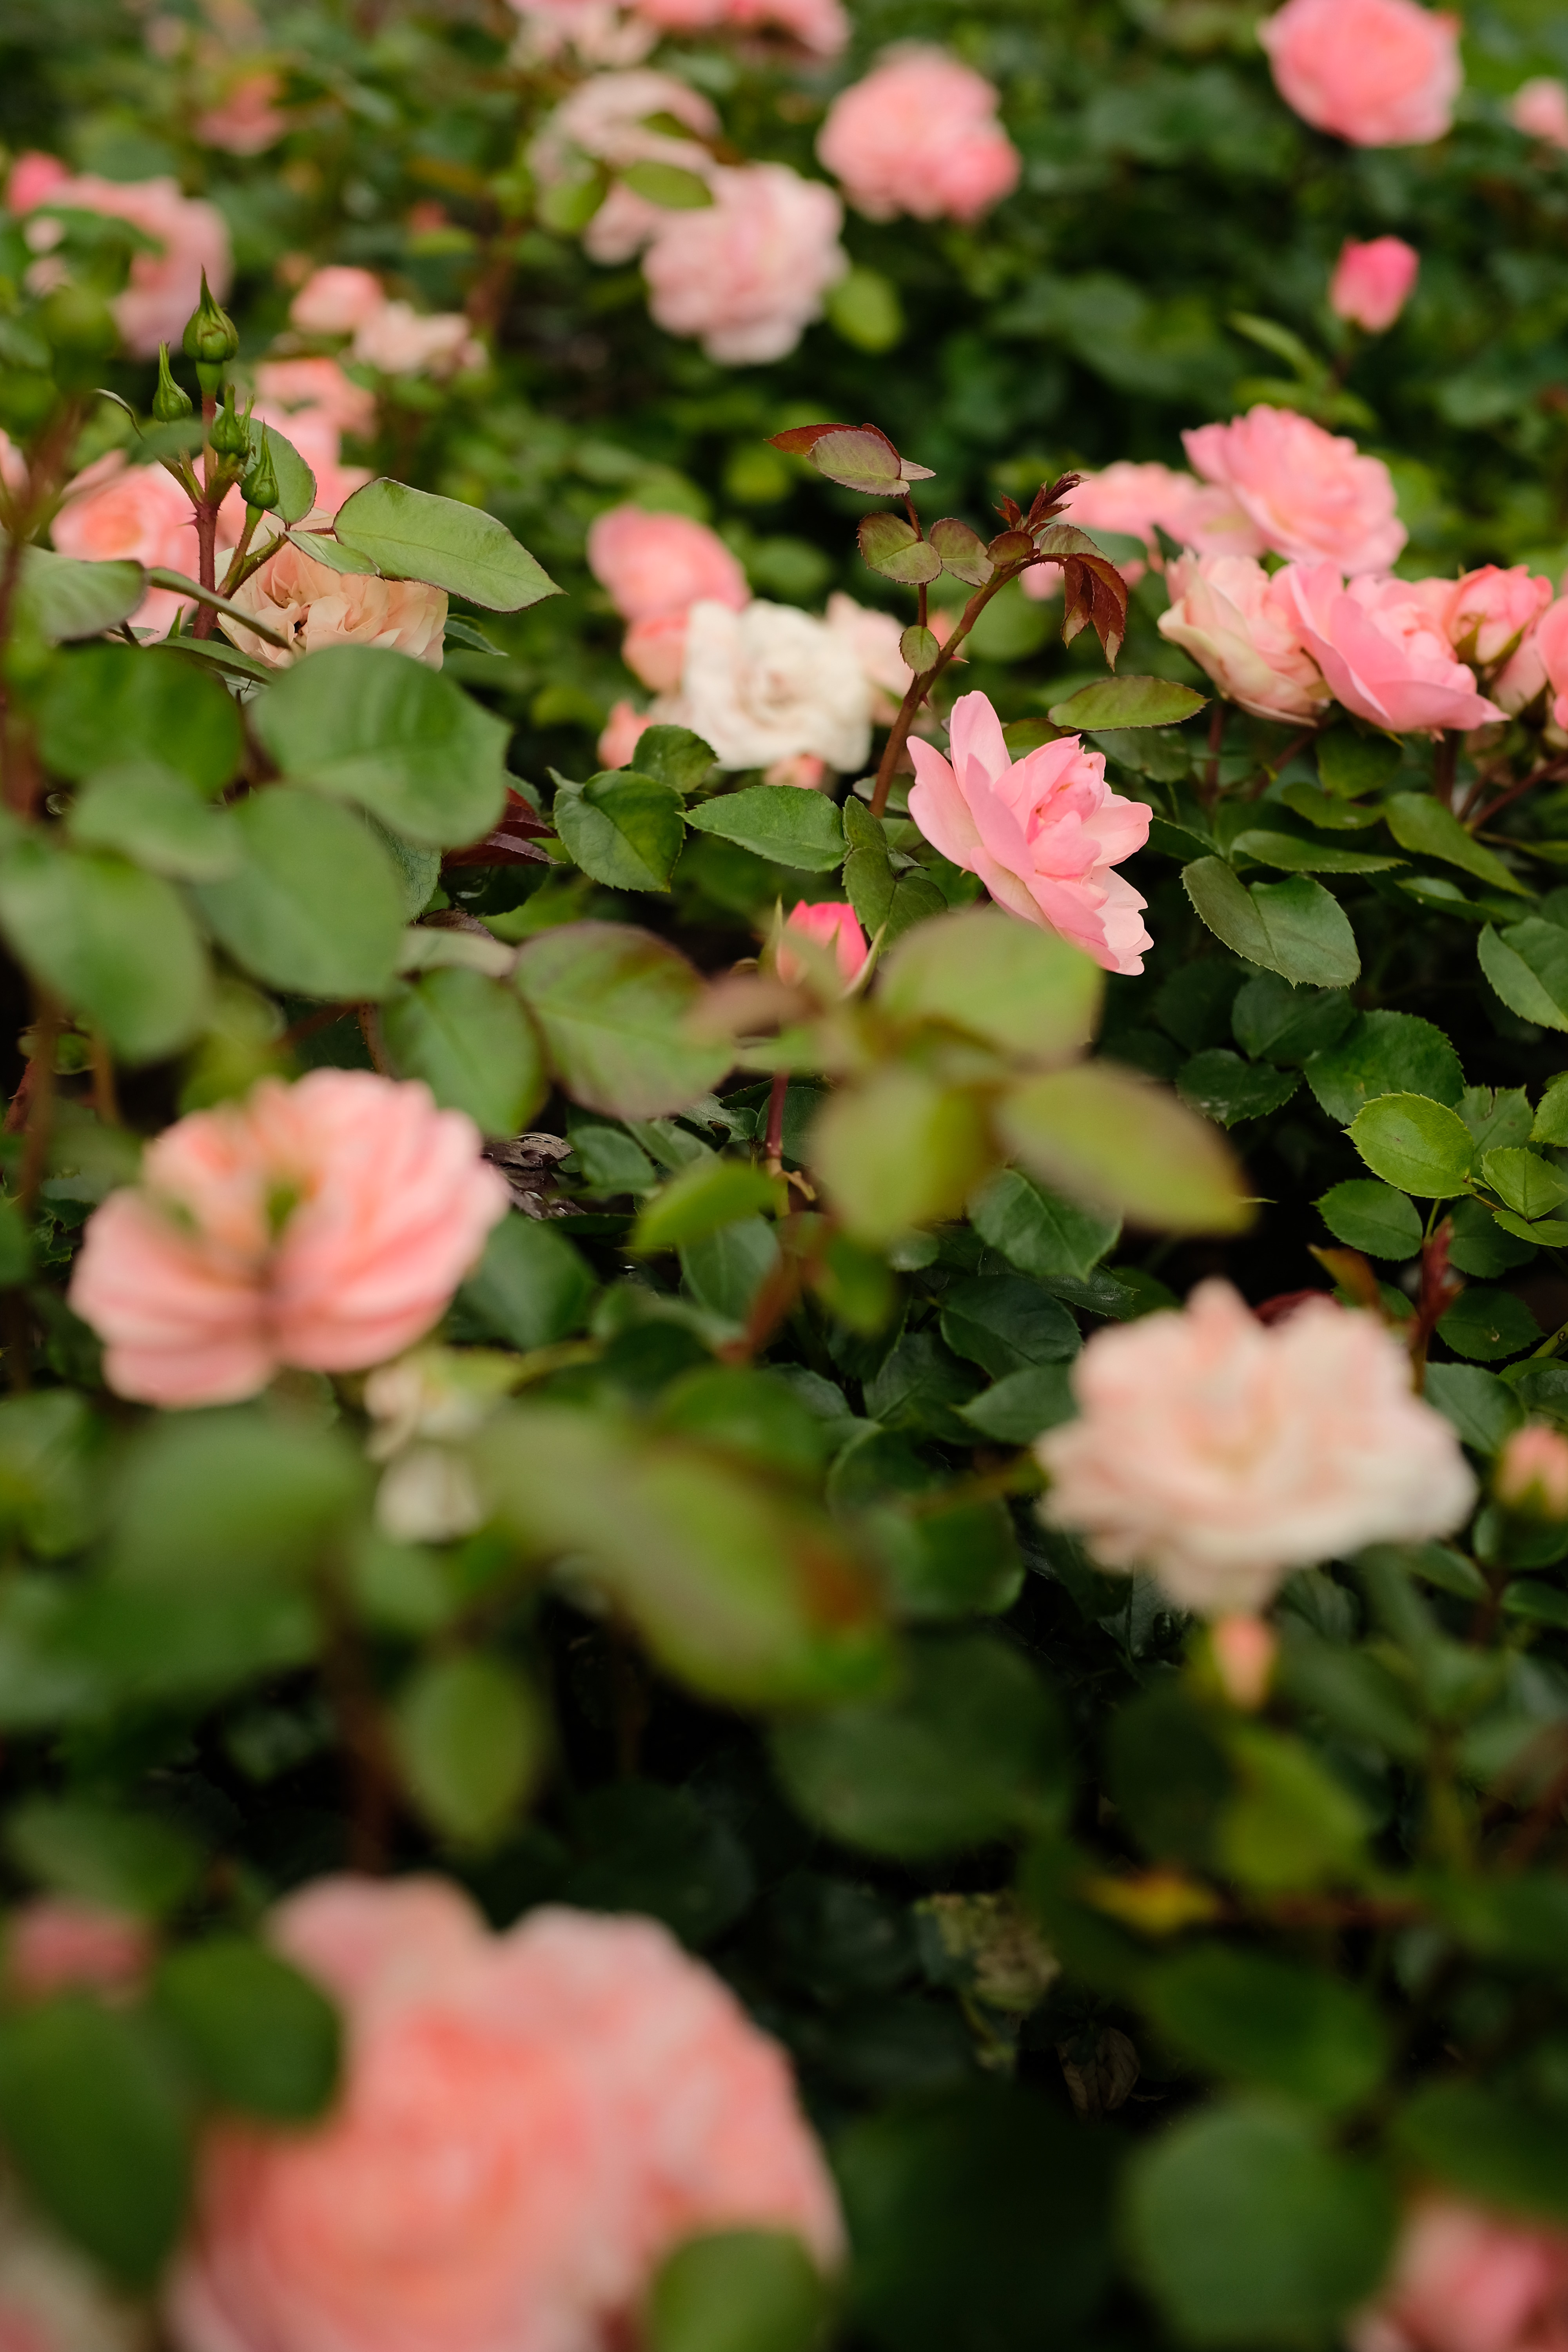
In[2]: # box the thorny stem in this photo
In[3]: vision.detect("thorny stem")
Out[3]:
[869,560,1030,818]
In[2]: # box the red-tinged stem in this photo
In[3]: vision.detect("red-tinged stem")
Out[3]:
[868,559,1027,818]
[191,392,220,640]
[1433,729,1457,808]
[1469,757,1568,835]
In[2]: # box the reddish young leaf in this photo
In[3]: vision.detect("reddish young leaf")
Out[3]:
[929,518,992,586]
[1026,472,1082,530]
[987,529,1037,566]
[1059,552,1129,669]
[770,421,934,494]
[995,495,1024,529]
[768,421,856,456]
[444,788,555,868]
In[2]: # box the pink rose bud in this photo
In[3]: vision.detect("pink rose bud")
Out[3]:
[1330,235,1420,331]
[817,46,1020,225]
[587,505,748,626]
[1184,405,1406,575]
[1350,2194,1568,2352]
[1259,0,1462,148]
[1446,564,1553,672]
[6,1899,152,2002]
[1209,1614,1279,1710]
[775,901,869,989]
[1509,77,1568,149]
[289,265,388,337]
[599,699,656,769]
[1496,1425,1568,1519]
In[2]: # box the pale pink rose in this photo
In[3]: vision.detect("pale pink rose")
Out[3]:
[622,613,689,691]
[14,173,231,358]
[907,689,1152,977]
[1330,235,1420,330]
[1184,405,1406,574]
[4,153,71,214]
[169,1878,843,2352]
[817,47,1020,225]
[637,0,849,52]
[641,164,847,365]
[250,403,372,524]
[352,303,483,378]
[681,599,871,773]
[290,266,387,337]
[1022,463,1266,598]
[50,453,243,635]
[1445,564,1553,671]
[1510,78,1568,149]
[69,1073,508,1409]
[221,544,446,670]
[581,181,677,266]
[1351,2197,1568,2352]
[1159,552,1333,723]
[1496,1424,1568,1519]
[253,356,378,441]
[776,901,868,987]
[506,0,659,67]
[1495,596,1568,720]
[1259,0,1462,145]
[195,70,290,156]
[6,1900,152,2002]
[599,700,656,767]
[1038,1280,1476,1614]
[1280,561,1506,732]
[587,505,747,625]
[532,68,717,182]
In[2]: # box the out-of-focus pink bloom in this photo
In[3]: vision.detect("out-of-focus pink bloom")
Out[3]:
[1259,0,1462,146]
[622,614,689,691]
[776,900,868,987]
[4,153,71,214]
[69,1074,508,1410]
[10,173,231,358]
[1351,2196,1568,2352]
[169,1878,844,2352]
[641,163,847,366]
[1184,404,1406,574]
[1497,596,1568,726]
[588,505,747,626]
[507,0,659,65]
[1038,1280,1476,1615]
[1444,565,1553,671]
[290,266,387,337]
[532,67,717,182]
[763,753,827,788]
[253,356,377,441]
[1159,552,1333,722]
[7,1900,152,2002]
[0,433,24,495]
[637,0,849,53]
[1281,562,1506,732]
[1509,77,1568,149]
[1496,1425,1568,1519]
[1210,1614,1278,1709]
[221,544,446,670]
[817,47,1020,224]
[1022,462,1266,597]
[195,69,290,156]
[907,689,1152,976]
[681,599,871,773]
[352,303,483,378]
[50,453,243,635]
[1330,235,1420,330]
[599,701,655,768]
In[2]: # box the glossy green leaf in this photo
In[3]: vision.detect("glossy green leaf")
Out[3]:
[878,906,1102,1065]
[1316,1179,1423,1260]
[1436,1284,1539,1361]
[938,1274,1079,1376]
[513,922,731,1118]
[36,644,242,792]
[285,528,375,574]
[685,786,844,873]
[842,798,946,946]
[241,416,315,523]
[1316,729,1401,798]
[1177,1048,1299,1127]
[1145,1946,1388,2112]
[1479,920,1568,1033]
[382,967,545,1135]
[1481,1145,1568,1220]
[1230,828,1403,875]
[647,2230,827,2352]
[194,788,407,1000]
[0,838,209,1063]
[1424,1362,1524,1454]
[1348,1093,1474,1197]
[5,1797,198,1916]
[1383,792,1530,895]
[394,1652,546,1848]
[1049,675,1205,728]
[1183,858,1360,986]
[967,1168,1121,1287]
[15,548,144,641]
[1305,1010,1464,1126]
[554,771,686,892]
[156,1938,340,2122]
[67,758,240,880]
[334,479,561,611]
[1231,976,1355,1067]
[811,1068,993,1244]
[632,726,715,793]
[996,1064,1251,1234]
[634,1158,779,1250]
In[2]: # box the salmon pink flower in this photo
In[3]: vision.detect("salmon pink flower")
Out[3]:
[4,152,71,214]
[1495,597,1568,722]
[195,70,290,156]
[352,303,483,379]
[1184,405,1406,575]
[817,47,1020,225]
[776,901,869,987]
[1159,552,1333,722]
[1280,562,1506,732]
[1445,565,1553,672]
[1496,1425,1568,1519]
[1351,2196,1568,2352]
[222,545,446,669]
[290,266,387,337]
[640,163,847,366]
[907,690,1152,976]
[50,453,243,636]
[253,357,378,441]
[1330,235,1420,330]
[587,505,748,624]
[1510,78,1568,149]
[1259,0,1462,147]
[7,1900,152,2002]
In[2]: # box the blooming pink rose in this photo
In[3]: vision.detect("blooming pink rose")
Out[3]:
[169,1878,843,2352]
[4,153,71,214]
[1184,405,1406,574]
[254,357,378,441]
[1351,2197,1568,2352]
[907,690,1152,976]
[1330,235,1420,330]
[599,700,655,768]
[352,303,483,378]
[1496,1424,1568,1520]
[290,266,388,337]
[587,504,748,624]
[776,900,869,987]
[1495,596,1568,722]
[637,0,849,53]
[50,453,243,635]
[69,1074,508,1409]
[13,173,231,358]
[1159,552,1333,722]
[6,1900,152,2002]
[1259,0,1462,145]
[1280,561,1506,732]
[221,544,446,670]
[641,164,847,365]
[533,67,717,183]
[817,47,1020,225]
[1510,78,1568,149]
[1038,1280,1476,1614]
[1022,462,1266,599]
[195,70,290,156]
[1445,565,1553,671]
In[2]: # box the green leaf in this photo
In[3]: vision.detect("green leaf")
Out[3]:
[5,1797,198,1916]
[382,967,546,1135]
[15,548,144,641]
[928,516,993,586]
[771,1633,1065,1859]
[858,511,942,584]
[1479,919,1568,1032]
[960,1364,1077,1442]
[1048,675,1206,728]
[900,623,941,671]
[1220,1724,1368,1891]
[1183,858,1360,986]
[656,1365,829,1481]
[67,758,241,880]
[0,838,209,1063]
[1532,1077,1568,1144]
[870,1494,1025,1617]
[1383,792,1530,895]
[195,788,407,1000]
[105,1406,363,1589]
[878,906,1102,1065]
[1348,1093,1474,1197]
[633,726,715,794]
[1143,1948,1388,2113]
[285,527,376,575]
[620,157,713,206]
[967,1169,1121,1285]
[680,1218,778,1324]
[826,265,906,354]
[1126,2101,1395,2348]
[811,1069,992,1244]
[1230,828,1403,875]
[1424,1362,1523,1454]
[635,1158,779,1251]
[1177,1048,1299,1127]
[686,786,844,873]
[554,770,686,892]
[1279,783,1387,832]
[1305,1010,1464,1126]
[1501,1579,1568,1625]
[1394,2083,1568,2223]
[334,479,561,612]
[254,644,510,848]
[996,1065,1252,1234]
[939,1274,1079,1376]
[842,799,945,946]
[1436,1284,1540,1362]
[1316,728,1400,798]
[241,417,314,523]
[647,2230,827,2352]
[156,1938,339,2122]
[1231,975,1355,1066]
[1317,1178,1423,1260]
[1481,1145,1568,1220]
[36,644,241,792]
[513,922,731,1118]
[457,1214,594,1350]
[394,1652,546,1848]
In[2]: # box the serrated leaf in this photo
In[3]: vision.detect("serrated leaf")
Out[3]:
[1348,1093,1474,1197]
[1183,858,1360,986]
[685,785,843,873]
[929,515,993,585]
[901,624,940,671]
[1177,1049,1299,1127]
[512,921,730,1118]
[1480,1146,1568,1221]
[1048,676,1206,730]
[1230,828,1403,876]
[382,967,546,1134]
[1479,920,1568,1032]
[1316,1179,1423,1261]
[1383,793,1529,895]
[996,1064,1251,1234]
[554,770,686,893]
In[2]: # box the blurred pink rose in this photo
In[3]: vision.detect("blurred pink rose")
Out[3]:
[70,1074,508,1409]
[533,67,717,183]
[1330,234,1420,329]
[588,504,748,625]
[1038,1280,1476,1614]
[1510,78,1568,148]
[1352,2196,1568,2352]
[221,544,446,670]
[1022,461,1266,597]
[764,754,827,788]
[169,1878,843,2352]
[7,1900,152,2002]
[195,70,290,156]
[817,47,1020,225]
[254,357,377,441]
[599,700,656,767]
[1159,552,1332,722]
[4,153,71,214]
[506,0,659,67]
[641,163,847,365]
[1281,562,1506,731]
[776,901,868,987]
[10,172,231,358]
[1496,1424,1568,1519]
[50,453,243,635]
[682,598,871,773]
[1259,0,1462,145]
[290,266,387,336]
[352,303,483,378]
[1445,564,1553,671]
[907,689,1152,976]
[1497,595,1568,724]
[637,0,849,52]
[1184,404,1406,574]
[622,613,689,691]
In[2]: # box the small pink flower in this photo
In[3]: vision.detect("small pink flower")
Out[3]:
[1509,77,1568,149]
[1038,1281,1476,1615]
[1159,552,1333,723]
[253,357,377,441]
[1445,564,1553,671]
[1184,405,1406,574]
[1280,561,1506,732]
[506,0,660,68]
[1351,2195,1568,2352]
[221,544,446,670]
[599,701,655,768]
[1330,235,1420,330]
[817,46,1020,225]
[4,153,70,214]
[637,0,850,53]
[352,303,483,378]
[290,266,388,337]
[69,1074,509,1409]
[1021,462,1266,599]
[195,70,290,156]
[6,1900,152,2002]
[587,505,748,625]
[641,163,847,366]
[1496,1425,1568,1519]
[1259,0,1462,146]
[1494,597,1568,722]
[622,614,689,691]
[907,690,1152,977]
[775,901,868,987]
[50,453,243,635]
[10,172,231,358]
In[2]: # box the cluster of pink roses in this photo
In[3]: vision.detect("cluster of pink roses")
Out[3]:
[288,265,484,381]
[508,0,850,67]
[4,152,231,358]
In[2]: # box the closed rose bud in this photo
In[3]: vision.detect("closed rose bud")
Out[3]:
[1329,235,1419,332]
[240,426,279,515]
[1496,1424,1568,1519]
[209,384,251,461]
[182,267,239,385]
[152,340,193,423]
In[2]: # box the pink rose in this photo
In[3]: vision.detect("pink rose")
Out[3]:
[50,453,243,635]
[221,544,446,670]
[69,1073,508,1409]
[1496,1424,1568,1519]
[1445,564,1553,671]
[195,70,290,156]
[13,173,231,358]
[1259,0,1462,145]
[776,900,869,987]
[621,614,689,691]
[533,67,717,183]
[254,356,378,441]
[1510,78,1568,148]
[290,266,388,337]
[1351,2197,1568,2352]
[817,47,1020,225]
[4,153,71,214]
[907,689,1152,977]
[587,505,747,624]
[641,163,847,365]
[6,1900,151,2002]
[1038,1280,1476,1615]
[1497,595,1568,724]
[1022,462,1266,599]
[1280,561,1506,731]
[1158,552,1333,722]
[1330,234,1420,330]
[1184,404,1406,574]
[169,1878,843,2352]
[352,303,483,378]
[599,700,656,767]
[637,0,850,53]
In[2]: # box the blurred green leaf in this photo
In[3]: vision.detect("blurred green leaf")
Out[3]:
[457,1215,595,1350]
[156,1938,340,2122]
[878,906,1101,1065]
[334,479,561,612]
[15,550,144,642]
[5,1798,198,1916]
[194,788,407,1000]
[513,922,731,1118]
[812,1069,992,1244]
[36,645,241,793]
[1144,1946,1388,2112]
[0,838,209,1063]
[996,1065,1250,1234]
[635,1158,779,1250]
[647,2230,826,2352]
[394,1653,546,1848]
[382,967,546,1134]
[67,759,240,881]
